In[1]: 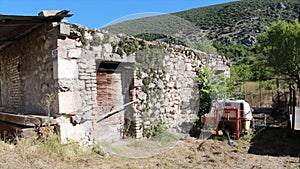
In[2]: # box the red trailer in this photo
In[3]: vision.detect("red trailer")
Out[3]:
[216,107,241,140]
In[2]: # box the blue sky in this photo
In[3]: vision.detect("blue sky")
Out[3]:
[0,0,237,28]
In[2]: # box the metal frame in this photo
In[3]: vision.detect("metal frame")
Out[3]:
[215,107,240,140]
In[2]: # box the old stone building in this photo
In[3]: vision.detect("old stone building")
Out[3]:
[0,10,230,145]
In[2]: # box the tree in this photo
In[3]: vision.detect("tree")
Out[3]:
[250,54,274,81]
[257,20,300,85]
[197,67,241,116]
[230,65,253,81]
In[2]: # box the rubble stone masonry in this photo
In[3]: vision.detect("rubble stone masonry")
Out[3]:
[0,21,230,145]
[0,23,57,114]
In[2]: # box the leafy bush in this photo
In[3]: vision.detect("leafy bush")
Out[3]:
[190,39,218,54]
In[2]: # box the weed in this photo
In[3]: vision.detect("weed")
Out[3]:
[120,39,139,55]
[146,121,167,138]
[40,93,56,127]
[91,144,107,156]
[76,27,88,46]
[241,131,254,141]
[39,93,56,140]
[103,34,110,44]
[291,167,300,169]
[90,35,102,46]
[36,133,76,160]
[231,146,240,153]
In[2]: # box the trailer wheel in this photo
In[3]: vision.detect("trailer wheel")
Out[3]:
[287,120,293,137]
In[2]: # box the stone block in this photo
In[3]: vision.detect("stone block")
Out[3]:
[82,111,93,120]
[89,60,96,67]
[86,69,95,73]
[56,116,93,144]
[102,44,113,54]
[126,55,135,63]
[167,81,175,88]
[38,10,60,17]
[141,72,148,78]
[175,81,182,89]
[111,53,122,61]
[53,59,78,79]
[57,38,76,49]
[86,84,96,88]
[59,23,70,36]
[175,60,185,70]
[138,92,147,101]
[58,91,82,114]
[79,75,89,80]
[157,79,164,89]
[82,105,92,112]
[68,48,82,59]
[185,63,193,71]
[57,49,68,59]
[148,83,155,89]
[155,102,161,109]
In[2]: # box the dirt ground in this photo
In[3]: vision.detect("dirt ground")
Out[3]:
[0,127,299,169]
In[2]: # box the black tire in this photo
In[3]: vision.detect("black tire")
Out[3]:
[287,120,293,137]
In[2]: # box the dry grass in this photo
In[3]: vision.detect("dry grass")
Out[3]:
[0,134,103,169]
[0,132,299,169]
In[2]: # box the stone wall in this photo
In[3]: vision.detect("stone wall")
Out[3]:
[131,43,230,138]
[53,25,97,145]
[0,21,230,145]
[69,27,229,140]
[53,24,230,143]
[0,23,57,114]
[51,25,132,144]
[73,27,135,143]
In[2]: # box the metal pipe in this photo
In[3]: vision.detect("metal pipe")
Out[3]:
[236,108,240,140]
[97,100,138,123]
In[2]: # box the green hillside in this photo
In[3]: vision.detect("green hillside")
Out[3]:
[175,0,300,44]
[103,0,300,80]
[105,0,300,44]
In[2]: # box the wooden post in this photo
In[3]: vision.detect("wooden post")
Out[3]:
[259,81,262,107]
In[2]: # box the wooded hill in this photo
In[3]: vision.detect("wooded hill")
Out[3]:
[176,0,300,44]
[104,0,300,79]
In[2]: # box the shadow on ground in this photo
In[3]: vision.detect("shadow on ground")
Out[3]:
[248,126,300,157]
